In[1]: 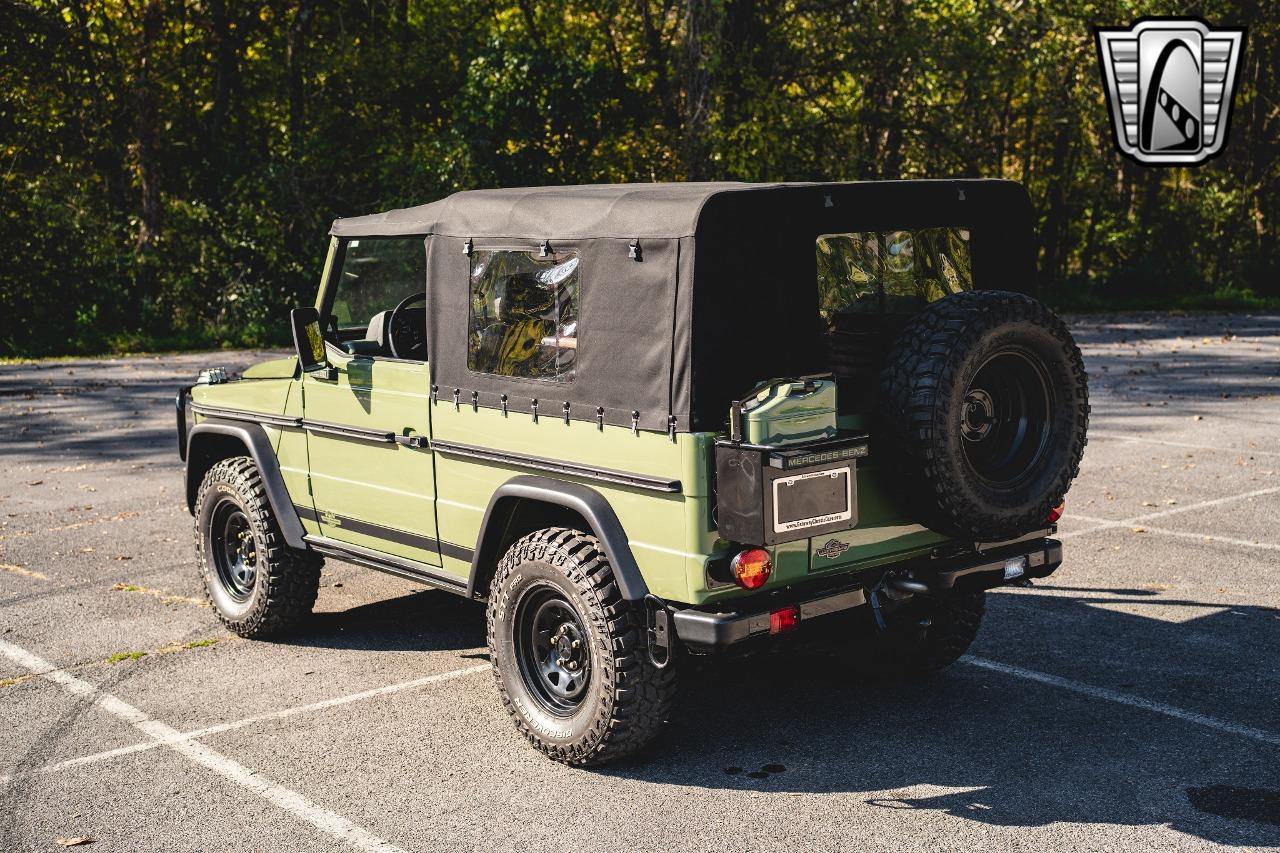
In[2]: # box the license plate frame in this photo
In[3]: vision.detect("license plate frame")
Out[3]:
[771,465,854,535]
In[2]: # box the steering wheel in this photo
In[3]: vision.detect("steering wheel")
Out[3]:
[387,292,427,360]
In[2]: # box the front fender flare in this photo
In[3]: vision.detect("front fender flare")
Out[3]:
[185,418,307,550]
[467,475,650,603]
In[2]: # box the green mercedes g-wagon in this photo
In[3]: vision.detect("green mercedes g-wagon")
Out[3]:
[177,181,1088,765]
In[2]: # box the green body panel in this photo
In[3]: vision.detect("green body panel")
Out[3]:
[429,401,691,599]
[191,369,292,421]
[189,363,310,514]
[275,376,311,536]
[241,357,299,381]
[302,347,442,567]
[693,463,948,605]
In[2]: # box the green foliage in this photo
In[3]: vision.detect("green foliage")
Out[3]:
[1,0,1276,357]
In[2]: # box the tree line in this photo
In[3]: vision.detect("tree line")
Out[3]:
[1,0,1276,357]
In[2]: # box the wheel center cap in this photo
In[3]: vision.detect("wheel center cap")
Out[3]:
[551,623,584,667]
[962,389,996,441]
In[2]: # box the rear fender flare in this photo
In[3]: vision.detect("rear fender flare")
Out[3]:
[467,475,649,602]
[185,418,307,550]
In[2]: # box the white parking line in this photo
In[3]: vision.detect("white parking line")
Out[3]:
[0,638,410,853]
[1089,431,1280,459]
[1060,484,1280,541]
[1,662,490,783]
[966,656,1280,748]
[1066,513,1280,552]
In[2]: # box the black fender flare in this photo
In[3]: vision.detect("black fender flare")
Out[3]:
[184,418,308,550]
[467,475,650,603]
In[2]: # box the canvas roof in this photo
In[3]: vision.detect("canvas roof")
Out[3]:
[338,179,1036,432]
[328,181,783,240]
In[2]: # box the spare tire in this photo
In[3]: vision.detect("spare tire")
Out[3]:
[878,290,1088,541]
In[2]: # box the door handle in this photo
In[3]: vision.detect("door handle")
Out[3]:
[395,432,428,449]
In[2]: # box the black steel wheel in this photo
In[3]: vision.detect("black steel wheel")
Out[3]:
[879,290,1088,540]
[210,501,258,602]
[960,348,1054,489]
[514,585,593,716]
[194,456,322,638]
[487,527,677,766]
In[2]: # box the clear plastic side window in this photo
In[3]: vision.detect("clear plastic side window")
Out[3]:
[467,249,580,381]
[816,227,972,317]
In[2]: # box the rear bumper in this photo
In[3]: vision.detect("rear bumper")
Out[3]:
[671,536,1062,654]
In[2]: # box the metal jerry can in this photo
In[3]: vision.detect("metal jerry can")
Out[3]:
[740,377,838,446]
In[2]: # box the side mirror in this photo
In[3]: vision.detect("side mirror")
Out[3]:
[290,307,333,376]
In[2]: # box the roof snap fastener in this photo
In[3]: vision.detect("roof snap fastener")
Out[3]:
[539,240,550,258]
[531,398,539,423]
[668,415,678,442]
[471,390,479,412]
[431,385,439,405]
[563,401,571,425]
[631,410,640,436]
[500,393,508,416]
[462,237,473,256]
[452,388,461,411]
[628,239,642,261]
[596,407,605,431]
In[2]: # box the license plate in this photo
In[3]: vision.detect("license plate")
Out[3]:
[772,466,853,534]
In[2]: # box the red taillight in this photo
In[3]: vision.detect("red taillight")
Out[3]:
[769,604,799,635]
[1046,502,1065,524]
[731,547,772,590]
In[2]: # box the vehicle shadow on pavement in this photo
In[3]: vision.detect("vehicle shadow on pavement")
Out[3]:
[288,589,486,654]
[596,588,1280,848]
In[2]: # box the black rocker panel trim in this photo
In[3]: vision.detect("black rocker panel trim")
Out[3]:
[303,534,468,594]
[294,504,474,564]
[467,475,649,602]
[431,439,681,493]
[184,419,308,550]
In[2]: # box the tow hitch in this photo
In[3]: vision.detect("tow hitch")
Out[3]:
[883,538,1061,599]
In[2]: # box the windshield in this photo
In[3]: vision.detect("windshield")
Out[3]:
[331,238,426,330]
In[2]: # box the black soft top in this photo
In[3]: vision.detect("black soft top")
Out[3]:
[331,180,1037,433]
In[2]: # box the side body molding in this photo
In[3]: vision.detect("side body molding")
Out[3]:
[467,475,650,603]
[184,418,308,550]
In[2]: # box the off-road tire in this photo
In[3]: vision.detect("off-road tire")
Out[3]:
[194,456,322,638]
[486,527,676,766]
[879,290,1088,540]
[855,591,986,678]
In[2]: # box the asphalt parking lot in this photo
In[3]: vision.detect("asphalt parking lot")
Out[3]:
[1,313,1278,852]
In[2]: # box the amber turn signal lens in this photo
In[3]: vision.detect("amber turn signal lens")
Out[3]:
[730,547,772,590]
[1045,502,1065,524]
